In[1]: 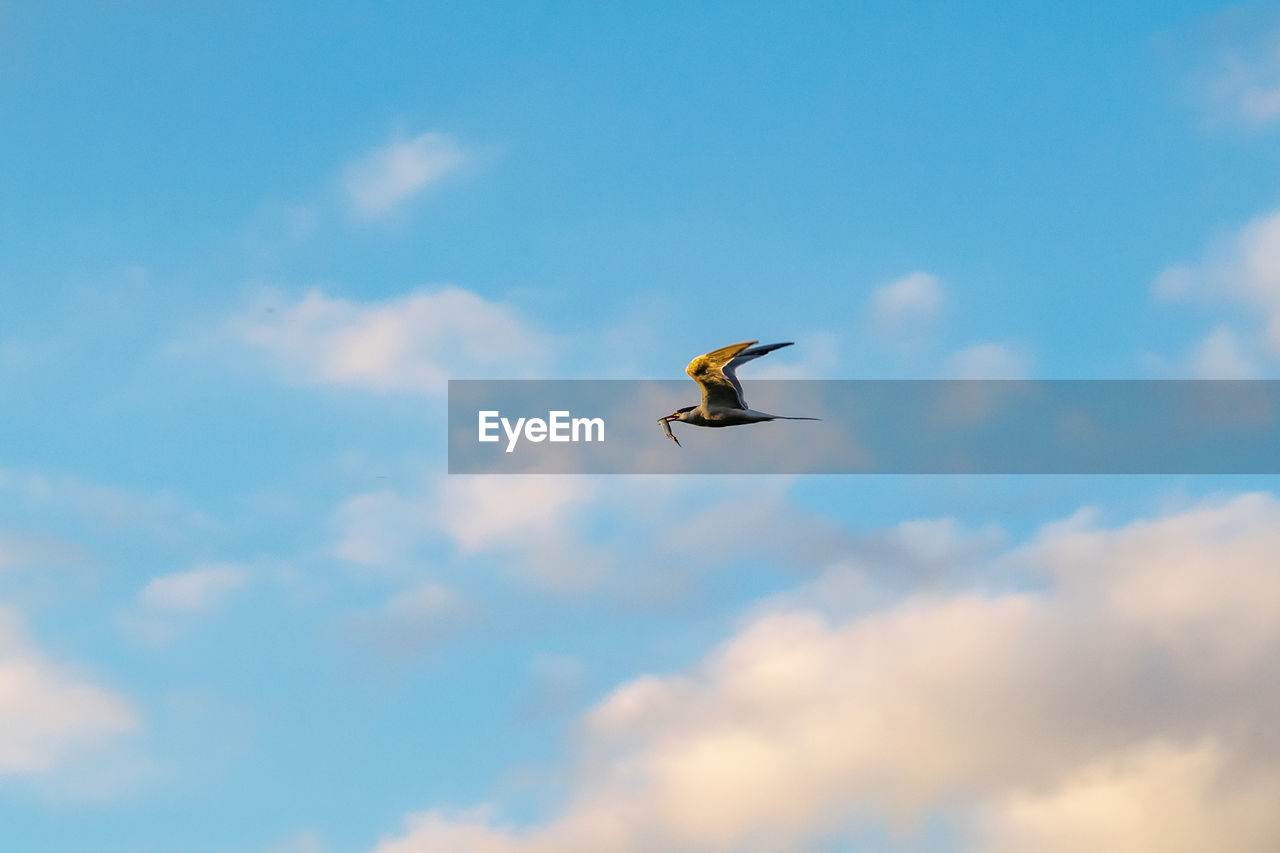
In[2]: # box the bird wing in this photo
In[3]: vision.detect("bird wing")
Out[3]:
[722,342,793,409]
[686,340,756,411]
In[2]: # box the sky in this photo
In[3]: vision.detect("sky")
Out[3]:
[5,2,1280,851]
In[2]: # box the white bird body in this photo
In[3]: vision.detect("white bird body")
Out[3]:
[658,341,818,445]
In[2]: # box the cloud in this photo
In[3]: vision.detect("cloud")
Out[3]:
[0,604,139,776]
[945,341,1033,379]
[746,332,840,380]
[655,483,852,569]
[1153,207,1280,362]
[429,475,604,590]
[1200,30,1280,127]
[1188,324,1260,378]
[241,131,472,253]
[264,829,327,853]
[0,467,214,540]
[332,476,602,589]
[870,272,945,329]
[343,132,468,219]
[371,492,1280,852]
[123,564,249,644]
[346,583,472,658]
[521,653,588,719]
[0,532,86,573]
[233,287,552,393]
[139,564,247,613]
[335,476,993,604]
[332,489,433,567]
[978,740,1280,853]
[434,477,597,556]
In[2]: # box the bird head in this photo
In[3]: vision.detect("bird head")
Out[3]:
[660,406,696,424]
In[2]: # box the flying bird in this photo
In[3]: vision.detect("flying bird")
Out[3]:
[658,340,819,446]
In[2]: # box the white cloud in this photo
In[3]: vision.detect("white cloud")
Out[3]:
[264,829,327,853]
[0,532,86,573]
[372,493,1280,852]
[434,477,596,554]
[434,476,605,590]
[380,583,465,622]
[978,740,1280,853]
[522,653,587,718]
[0,604,139,776]
[344,132,468,219]
[234,287,552,393]
[1153,207,1280,363]
[125,564,249,643]
[746,332,840,380]
[140,564,247,613]
[0,467,214,539]
[331,476,601,589]
[374,809,520,853]
[1202,32,1280,126]
[347,583,471,658]
[1151,263,1197,300]
[1188,324,1260,378]
[870,272,945,328]
[332,489,433,567]
[335,476,989,603]
[945,341,1032,379]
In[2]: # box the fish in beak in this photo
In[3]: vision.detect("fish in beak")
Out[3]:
[658,414,681,447]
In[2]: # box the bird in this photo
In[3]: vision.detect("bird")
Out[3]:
[658,340,819,446]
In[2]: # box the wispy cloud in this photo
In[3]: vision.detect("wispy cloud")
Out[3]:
[343,132,468,219]
[0,604,139,776]
[520,653,588,720]
[945,341,1033,379]
[372,493,1280,852]
[240,129,475,255]
[139,564,247,613]
[1152,208,1280,329]
[346,583,473,658]
[264,830,327,853]
[1187,324,1260,378]
[1199,28,1280,127]
[978,739,1276,852]
[434,477,596,556]
[0,531,86,573]
[123,563,249,644]
[870,271,945,329]
[333,476,602,590]
[233,287,553,393]
[1152,206,1280,373]
[0,466,215,541]
[331,489,433,568]
[747,332,840,379]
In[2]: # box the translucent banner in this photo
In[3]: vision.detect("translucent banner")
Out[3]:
[447,380,1280,474]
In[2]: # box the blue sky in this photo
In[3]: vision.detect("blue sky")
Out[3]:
[6,3,1280,851]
